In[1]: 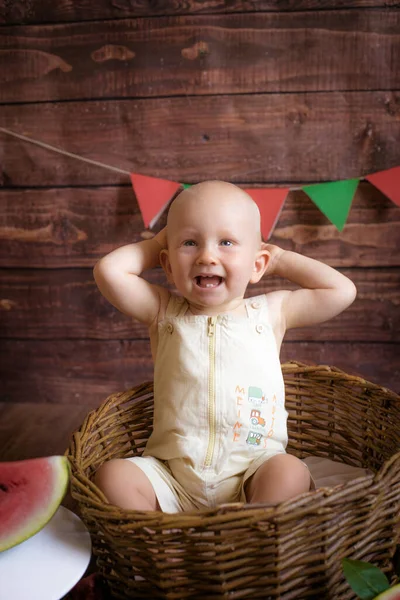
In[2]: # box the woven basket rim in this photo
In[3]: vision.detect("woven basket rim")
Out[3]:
[66,361,400,600]
[67,360,400,527]
[281,360,398,394]
[67,451,400,526]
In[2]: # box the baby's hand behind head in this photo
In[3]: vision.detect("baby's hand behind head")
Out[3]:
[154,227,168,250]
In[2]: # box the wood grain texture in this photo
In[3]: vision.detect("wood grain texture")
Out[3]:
[0,339,153,406]
[1,1,397,25]
[1,11,399,102]
[0,183,398,268]
[1,91,399,187]
[0,4,398,413]
[1,340,398,407]
[0,402,92,460]
[0,267,398,342]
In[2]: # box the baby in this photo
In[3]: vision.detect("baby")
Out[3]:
[93,180,357,512]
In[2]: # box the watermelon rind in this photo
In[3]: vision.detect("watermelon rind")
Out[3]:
[374,584,400,599]
[0,455,70,552]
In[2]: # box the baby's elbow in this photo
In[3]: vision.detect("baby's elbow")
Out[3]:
[93,258,110,288]
[343,279,357,308]
[93,260,102,284]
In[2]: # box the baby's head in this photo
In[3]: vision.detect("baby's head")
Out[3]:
[160,180,270,312]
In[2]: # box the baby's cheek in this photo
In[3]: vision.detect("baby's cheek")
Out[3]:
[228,271,243,284]
[233,261,254,281]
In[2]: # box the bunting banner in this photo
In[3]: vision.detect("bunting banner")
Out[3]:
[0,127,398,240]
[130,173,181,229]
[365,166,400,207]
[302,179,359,232]
[130,167,400,238]
[244,187,289,240]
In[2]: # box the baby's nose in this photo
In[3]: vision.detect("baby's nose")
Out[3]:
[196,246,217,264]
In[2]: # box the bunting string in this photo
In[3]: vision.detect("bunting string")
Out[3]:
[0,126,302,187]
[0,127,131,176]
[1,126,399,239]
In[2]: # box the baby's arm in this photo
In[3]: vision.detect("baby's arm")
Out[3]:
[93,229,168,326]
[264,245,357,331]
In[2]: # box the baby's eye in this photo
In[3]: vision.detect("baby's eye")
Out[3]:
[220,239,233,247]
[183,240,197,247]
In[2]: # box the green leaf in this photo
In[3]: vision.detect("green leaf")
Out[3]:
[342,558,390,599]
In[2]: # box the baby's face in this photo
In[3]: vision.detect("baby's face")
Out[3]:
[161,182,265,313]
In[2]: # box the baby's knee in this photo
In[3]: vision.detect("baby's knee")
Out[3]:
[94,458,125,491]
[269,453,310,490]
[249,453,310,500]
[93,459,158,510]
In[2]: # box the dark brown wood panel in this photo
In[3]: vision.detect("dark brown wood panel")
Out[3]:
[0,267,398,342]
[273,187,400,268]
[1,1,396,25]
[0,403,92,460]
[0,183,397,268]
[1,11,399,102]
[1,92,399,187]
[284,342,400,393]
[0,185,142,267]
[1,339,398,407]
[0,339,153,406]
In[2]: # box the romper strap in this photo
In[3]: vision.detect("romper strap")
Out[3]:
[165,293,189,318]
[244,294,271,324]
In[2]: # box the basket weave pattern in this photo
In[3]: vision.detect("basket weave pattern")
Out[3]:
[67,362,400,599]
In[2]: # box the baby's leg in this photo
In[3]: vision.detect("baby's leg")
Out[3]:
[94,459,159,511]
[245,454,311,505]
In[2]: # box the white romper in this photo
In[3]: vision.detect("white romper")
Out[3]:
[127,293,289,512]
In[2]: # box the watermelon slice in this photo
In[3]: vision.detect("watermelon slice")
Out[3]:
[375,585,400,599]
[0,455,69,552]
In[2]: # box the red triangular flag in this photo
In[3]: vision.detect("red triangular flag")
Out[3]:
[365,166,400,207]
[244,187,289,240]
[130,174,182,228]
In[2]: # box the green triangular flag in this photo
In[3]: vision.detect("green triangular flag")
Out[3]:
[181,183,192,190]
[303,178,359,231]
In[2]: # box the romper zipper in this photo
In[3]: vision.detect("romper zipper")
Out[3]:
[204,316,217,467]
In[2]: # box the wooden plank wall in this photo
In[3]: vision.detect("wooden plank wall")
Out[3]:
[1,1,399,409]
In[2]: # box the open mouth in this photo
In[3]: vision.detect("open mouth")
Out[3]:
[194,275,223,289]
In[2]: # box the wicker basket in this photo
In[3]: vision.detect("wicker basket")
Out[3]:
[67,361,400,599]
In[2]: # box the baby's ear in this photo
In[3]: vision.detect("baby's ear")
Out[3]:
[249,247,270,284]
[159,249,174,283]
